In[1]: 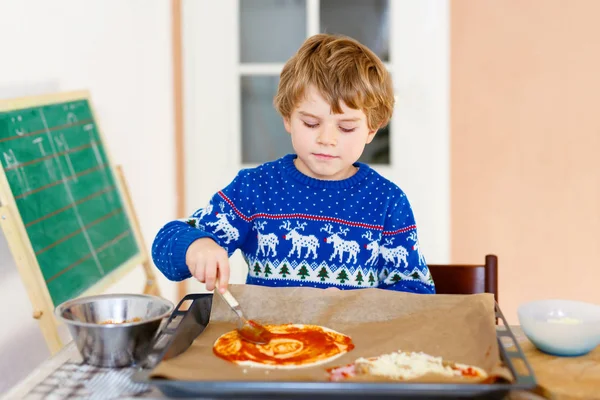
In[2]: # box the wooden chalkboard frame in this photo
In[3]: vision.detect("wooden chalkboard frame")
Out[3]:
[0,91,159,354]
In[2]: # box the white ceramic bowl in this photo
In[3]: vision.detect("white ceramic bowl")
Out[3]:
[517,299,600,356]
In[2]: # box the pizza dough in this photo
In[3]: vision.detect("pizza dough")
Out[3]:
[328,350,488,381]
[213,323,354,369]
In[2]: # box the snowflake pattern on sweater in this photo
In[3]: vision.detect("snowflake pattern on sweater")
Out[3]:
[152,154,435,294]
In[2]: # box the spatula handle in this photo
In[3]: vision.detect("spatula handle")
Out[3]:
[222,290,245,319]
[215,279,244,321]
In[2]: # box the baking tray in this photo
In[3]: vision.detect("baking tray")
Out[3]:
[133,293,537,399]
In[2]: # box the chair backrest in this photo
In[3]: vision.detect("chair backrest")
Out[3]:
[427,254,498,303]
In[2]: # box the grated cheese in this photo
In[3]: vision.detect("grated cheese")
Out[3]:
[355,351,485,380]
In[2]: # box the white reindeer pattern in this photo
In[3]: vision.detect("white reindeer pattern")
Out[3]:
[362,230,381,266]
[205,202,239,244]
[321,223,360,264]
[187,202,213,229]
[280,220,319,259]
[379,237,409,268]
[407,231,426,266]
[196,202,213,220]
[253,221,279,257]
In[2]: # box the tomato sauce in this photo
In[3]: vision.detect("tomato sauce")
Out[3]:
[239,319,273,343]
[213,324,354,367]
[459,366,480,377]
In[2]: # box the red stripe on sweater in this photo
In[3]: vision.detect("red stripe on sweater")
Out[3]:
[217,192,415,235]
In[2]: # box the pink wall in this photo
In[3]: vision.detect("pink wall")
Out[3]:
[451,0,600,322]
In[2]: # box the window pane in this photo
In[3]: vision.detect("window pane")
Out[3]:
[359,123,389,164]
[240,0,307,63]
[320,0,390,62]
[241,75,390,165]
[241,76,294,163]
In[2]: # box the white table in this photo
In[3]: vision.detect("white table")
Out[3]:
[2,341,163,399]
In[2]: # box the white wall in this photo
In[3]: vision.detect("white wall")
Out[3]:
[0,0,177,392]
[389,0,450,264]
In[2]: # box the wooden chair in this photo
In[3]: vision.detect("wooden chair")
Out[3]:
[427,254,498,304]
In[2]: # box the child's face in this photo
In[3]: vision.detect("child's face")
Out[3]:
[283,85,378,180]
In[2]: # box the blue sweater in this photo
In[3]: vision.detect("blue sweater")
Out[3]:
[152,154,435,294]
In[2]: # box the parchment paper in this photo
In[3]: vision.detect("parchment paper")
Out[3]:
[150,284,512,383]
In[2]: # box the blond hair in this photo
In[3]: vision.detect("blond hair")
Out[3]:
[274,34,394,130]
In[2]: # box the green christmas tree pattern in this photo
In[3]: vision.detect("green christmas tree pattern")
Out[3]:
[336,269,349,283]
[411,271,420,280]
[279,263,290,278]
[253,262,261,276]
[264,263,273,278]
[368,271,375,286]
[355,270,364,285]
[185,219,197,228]
[317,266,329,281]
[391,273,402,283]
[427,274,434,285]
[297,265,310,280]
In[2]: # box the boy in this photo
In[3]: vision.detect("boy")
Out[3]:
[152,34,435,295]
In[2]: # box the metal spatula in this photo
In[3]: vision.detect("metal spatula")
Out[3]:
[214,285,272,345]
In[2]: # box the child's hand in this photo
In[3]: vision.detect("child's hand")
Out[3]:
[186,238,230,293]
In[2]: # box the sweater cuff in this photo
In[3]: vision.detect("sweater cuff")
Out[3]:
[170,229,219,280]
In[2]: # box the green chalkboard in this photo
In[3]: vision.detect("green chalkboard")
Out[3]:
[0,94,139,306]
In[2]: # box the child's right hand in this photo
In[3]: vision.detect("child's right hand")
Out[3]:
[186,238,230,293]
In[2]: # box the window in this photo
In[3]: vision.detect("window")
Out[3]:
[239,0,391,165]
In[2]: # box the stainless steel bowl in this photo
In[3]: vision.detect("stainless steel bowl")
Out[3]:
[55,293,174,367]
